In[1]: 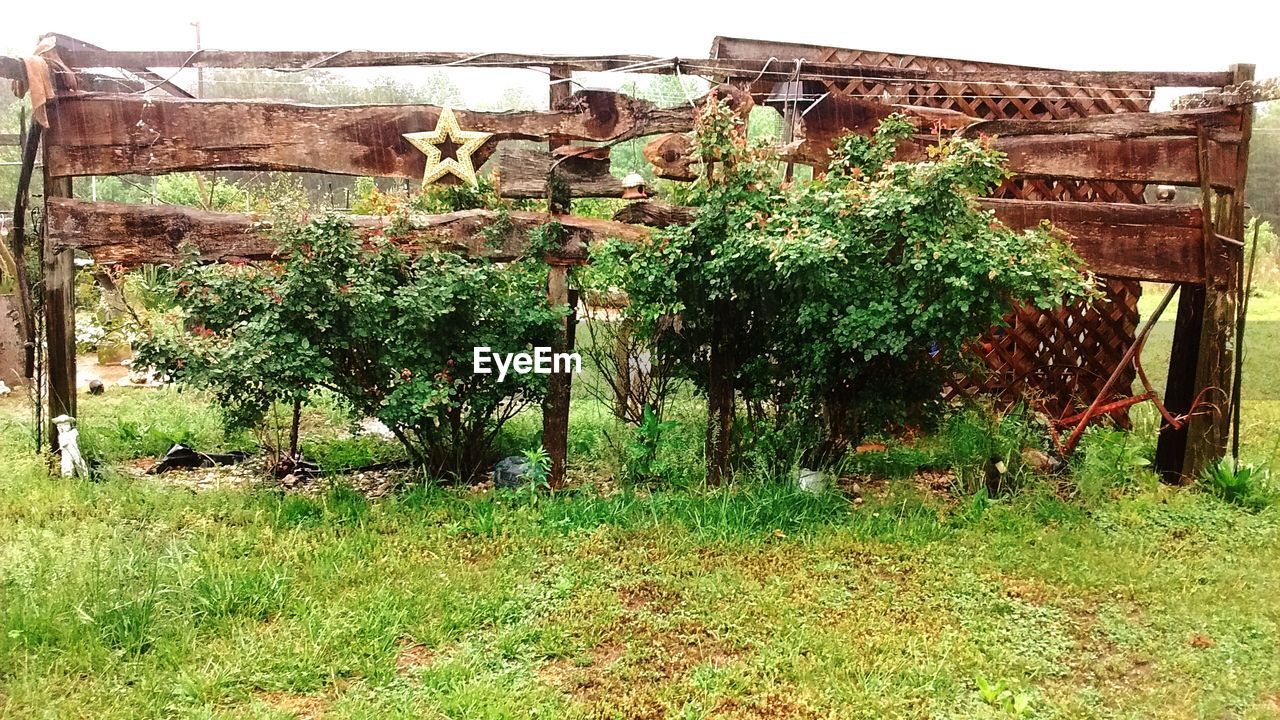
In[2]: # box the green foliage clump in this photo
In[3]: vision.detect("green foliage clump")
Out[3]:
[1200,461,1275,510]
[135,215,562,479]
[598,98,1099,472]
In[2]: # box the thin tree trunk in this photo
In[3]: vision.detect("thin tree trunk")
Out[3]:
[288,397,302,460]
[706,315,735,485]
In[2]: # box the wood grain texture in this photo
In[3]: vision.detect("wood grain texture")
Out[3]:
[708,36,1230,88]
[46,198,650,267]
[44,43,1232,88]
[990,133,1237,190]
[44,91,694,178]
[961,107,1243,141]
[496,147,623,199]
[980,198,1205,283]
[640,101,1241,190]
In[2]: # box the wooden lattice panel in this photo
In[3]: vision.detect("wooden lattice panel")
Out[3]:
[808,46,1153,421]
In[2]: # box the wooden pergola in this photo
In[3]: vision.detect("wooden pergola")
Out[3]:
[1,33,1263,483]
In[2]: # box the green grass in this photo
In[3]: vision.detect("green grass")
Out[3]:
[0,305,1278,718]
[1,456,1278,718]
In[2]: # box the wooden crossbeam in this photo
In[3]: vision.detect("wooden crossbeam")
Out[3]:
[991,133,1237,190]
[1174,76,1280,109]
[640,95,1239,190]
[496,147,624,199]
[46,195,1208,285]
[614,199,1208,285]
[45,197,648,267]
[8,43,1229,89]
[47,34,195,99]
[43,91,694,179]
[709,36,1230,88]
[960,106,1244,141]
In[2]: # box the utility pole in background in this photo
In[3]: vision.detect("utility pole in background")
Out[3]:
[190,21,203,99]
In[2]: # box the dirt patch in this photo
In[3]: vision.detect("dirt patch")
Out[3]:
[617,579,678,613]
[539,619,744,717]
[1188,632,1215,649]
[395,641,436,674]
[255,690,330,719]
[712,693,821,720]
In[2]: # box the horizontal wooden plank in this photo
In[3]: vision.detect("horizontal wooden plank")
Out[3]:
[979,199,1205,283]
[30,42,1231,89]
[48,194,1206,284]
[639,99,1241,190]
[710,36,1231,88]
[49,47,668,73]
[48,34,195,98]
[0,55,145,93]
[495,147,624,199]
[991,133,1236,190]
[962,107,1243,142]
[613,199,1205,284]
[46,197,649,267]
[0,56,23,82]
[44,91,694,179]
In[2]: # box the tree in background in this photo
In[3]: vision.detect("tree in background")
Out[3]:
[1248,101,1279,226]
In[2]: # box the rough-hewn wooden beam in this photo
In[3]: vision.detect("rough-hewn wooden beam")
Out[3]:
[991,133,1236,190]
[642,99,1240,190]
[0,55,145,93]
[45,43,1232,88]
[613,199,1207,284]
[44,91,694,179]
[961,107,1243,141]
[48,34,195,99]
[980,198,1206,283]
[1174,76,1280,109]
[46,197,649,267]
[496,147,623,199]
[708,36,1230,88]
[613,201,696,227]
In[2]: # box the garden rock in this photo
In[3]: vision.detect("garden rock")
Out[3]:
[88,379,105,395]
[493,455,533,488]
[150,444,250,474]
[1021,447,1058,473]
[797,468,827,494]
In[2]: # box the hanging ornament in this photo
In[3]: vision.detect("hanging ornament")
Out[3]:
[403,107,492,187]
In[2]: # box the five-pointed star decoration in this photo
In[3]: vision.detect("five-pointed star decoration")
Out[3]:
[402,107,493,186]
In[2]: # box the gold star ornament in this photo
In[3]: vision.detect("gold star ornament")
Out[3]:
[403,107,492,186]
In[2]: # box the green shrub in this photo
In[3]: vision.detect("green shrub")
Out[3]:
[598,98,1098,477]
[135,215,562,480]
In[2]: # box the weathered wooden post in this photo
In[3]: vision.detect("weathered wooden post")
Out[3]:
[542,64,575,487]
[1157,64,1254,481]
[43,168,76,452]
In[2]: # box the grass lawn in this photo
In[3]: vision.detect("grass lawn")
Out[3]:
[0,290,1277,718]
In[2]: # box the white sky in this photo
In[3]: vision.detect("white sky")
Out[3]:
[4,0,1277,108]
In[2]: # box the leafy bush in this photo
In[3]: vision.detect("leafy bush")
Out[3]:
[1200,461,1275,510]
[135,215,562,480]
[598,96,1098,476]
[1071,425,1157,503]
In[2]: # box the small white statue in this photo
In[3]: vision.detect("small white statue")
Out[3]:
[52,414,89,478]
[797,467,827,494]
